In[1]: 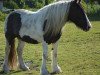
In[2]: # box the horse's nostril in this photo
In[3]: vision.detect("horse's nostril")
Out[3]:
[87,26,91,31]
[88,26,90,29]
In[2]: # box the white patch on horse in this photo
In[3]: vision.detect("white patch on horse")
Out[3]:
[15,10,43,42]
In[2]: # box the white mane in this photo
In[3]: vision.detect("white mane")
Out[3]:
[38,1,71,35]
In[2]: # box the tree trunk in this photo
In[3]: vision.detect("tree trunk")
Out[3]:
[0,1,3,10]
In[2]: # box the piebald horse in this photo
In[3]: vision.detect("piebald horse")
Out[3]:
[3,0,91,75]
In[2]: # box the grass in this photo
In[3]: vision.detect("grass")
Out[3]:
[0,20,100,75]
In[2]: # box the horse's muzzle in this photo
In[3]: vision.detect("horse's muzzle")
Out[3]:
[84,25,92,32]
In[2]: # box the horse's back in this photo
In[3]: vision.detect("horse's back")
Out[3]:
[5,9,35,34]
[4,9,43,44]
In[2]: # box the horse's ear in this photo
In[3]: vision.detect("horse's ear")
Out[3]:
[74,0,77,3]
[74,0,81,4]
[78,0,81,3]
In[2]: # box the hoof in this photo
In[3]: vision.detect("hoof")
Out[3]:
[19,65,30,71]
[3,65,10,73]
[41,68,50,75]
[2,69,10,73]
[52,65,62,74]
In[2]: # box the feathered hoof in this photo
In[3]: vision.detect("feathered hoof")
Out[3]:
[20,65,30,71]
[2,65,10,73]
[52,65,62,74]
[41,69,50,75]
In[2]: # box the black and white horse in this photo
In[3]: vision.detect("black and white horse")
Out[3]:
[3,0,91,75]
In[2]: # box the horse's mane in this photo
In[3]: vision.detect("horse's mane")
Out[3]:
[38,1,71,35]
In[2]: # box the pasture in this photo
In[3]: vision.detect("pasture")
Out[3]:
[0,20,100,75]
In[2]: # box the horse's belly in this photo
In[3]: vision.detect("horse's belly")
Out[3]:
[19,27,43,44]
[19,35,39,44]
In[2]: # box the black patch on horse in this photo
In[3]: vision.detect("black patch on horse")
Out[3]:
[43,20,62,44]
[43,31,62,44]
[43,19,47,31]
[19,35,39,44]
[5,12,22,45]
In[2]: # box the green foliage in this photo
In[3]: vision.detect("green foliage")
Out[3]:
[82,0,100,17]
[0,11,7,21]
[44,0,54,5]
[82,0,87,11]
[3,0,54,9]
[84,0,100,4]
[13,0,25,8]
[2,0,100,18]
[4,1,19,9]
[36,1,44,9]
[24,0,44,9]
[98,0,100,4]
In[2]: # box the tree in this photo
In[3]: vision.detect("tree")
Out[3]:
[13,0,25,8]
[44,0,53,5]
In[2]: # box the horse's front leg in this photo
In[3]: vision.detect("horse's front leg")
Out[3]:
[40,40,50,75]
[51,41,62,74]
[17,39,30,71]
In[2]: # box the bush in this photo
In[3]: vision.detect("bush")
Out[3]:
[13,0,25,8]
[4,1,19,9]
[0,11,7,21]
[98,0,100,4]
[82,1,100,14]
[35,2,44,9]
[82,0,87,11]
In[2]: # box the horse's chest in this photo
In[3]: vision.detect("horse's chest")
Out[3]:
[43,32,62,44]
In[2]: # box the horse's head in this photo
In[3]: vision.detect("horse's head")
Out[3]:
[68,0,92,31]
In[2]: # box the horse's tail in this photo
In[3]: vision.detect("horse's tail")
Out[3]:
[8,38,17,69]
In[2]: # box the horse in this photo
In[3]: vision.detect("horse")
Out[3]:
[3,0,92,75]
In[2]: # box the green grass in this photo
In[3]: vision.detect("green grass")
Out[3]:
[0,20,100,75]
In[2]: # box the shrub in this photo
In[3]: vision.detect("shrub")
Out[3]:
[0,11,7,21]
[4,1,19,9]
[35,2,44,9]
[82,0,87,11]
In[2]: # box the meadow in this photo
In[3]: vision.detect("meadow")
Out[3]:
[0,18,100,75]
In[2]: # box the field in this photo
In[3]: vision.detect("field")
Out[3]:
[0,20,100,75]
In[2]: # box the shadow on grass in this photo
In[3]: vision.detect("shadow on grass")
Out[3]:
[0,70,60,75]
[0,70,23,75]
[0,63,40,75]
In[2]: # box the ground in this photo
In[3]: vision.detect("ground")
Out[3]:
[0,21,100,75]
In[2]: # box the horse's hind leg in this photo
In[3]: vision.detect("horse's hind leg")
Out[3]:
[17,39,30,71]
[3,39,11,73]
[51,41,62,74]
[3,36,17,73]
